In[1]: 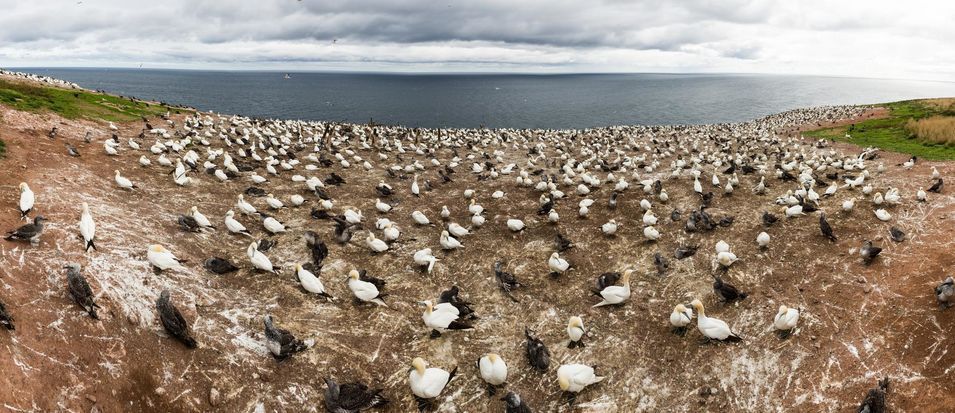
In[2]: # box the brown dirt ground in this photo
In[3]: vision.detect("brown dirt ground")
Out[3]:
[0,93,952,413]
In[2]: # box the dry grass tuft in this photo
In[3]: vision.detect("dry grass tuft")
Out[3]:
[905,116,955,145]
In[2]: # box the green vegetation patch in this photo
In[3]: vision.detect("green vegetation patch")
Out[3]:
[804,99,955,160]
[0,78,171,122]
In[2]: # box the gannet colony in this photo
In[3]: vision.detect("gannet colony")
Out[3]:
[0,71,952,412]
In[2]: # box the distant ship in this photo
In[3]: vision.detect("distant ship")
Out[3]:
[284,73,291,79]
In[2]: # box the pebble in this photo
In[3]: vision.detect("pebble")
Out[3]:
[154,387,165,395]
[863,285,873,294]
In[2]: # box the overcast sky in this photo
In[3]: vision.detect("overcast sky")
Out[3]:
[1,0,953,80]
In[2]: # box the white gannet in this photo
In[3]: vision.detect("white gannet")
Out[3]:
[593,269,631,307]
[375,198,392,213]
[420,299,472,337]
[147,244,186,271]
[114,170,136,190]
[691,299,741,342]
[289,194,305,206]
[18,183,34,219]
[643,225,660,241]
[236,194,257,215]
[548,252,570,275]
[478,353,508,394]
[412,210,431,226]
[773,305,799,338]
[447,222,469,238]
[756,231,770,248]
[471,213,486,227]
[566,316,585,348]
[408,358,455,406]
[411,174,420,197]
[295,263,332,299]
[669,303,693,334]
[557,364,605,394]
[263,216,287,234]
[248,241,278,273]
[224,210,252,236]
[874,208,891,221]
[347,269,386,306]
[784,204,804,218]
[506,219,525,232]
[365,232,388,253]
[842,198,855,211]
[601,219,618,235]
[79,202,96,251]
[382,222,400,241]
[441,205,451,219]
[265,194,284,209]
[414,248,437,273]
[439,230,463,250]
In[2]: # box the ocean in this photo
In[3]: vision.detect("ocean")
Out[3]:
[18,68,955,129]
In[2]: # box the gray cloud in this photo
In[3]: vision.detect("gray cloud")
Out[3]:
[0,0,953,80]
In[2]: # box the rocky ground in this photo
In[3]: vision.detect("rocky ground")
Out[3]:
[0,81,952,412]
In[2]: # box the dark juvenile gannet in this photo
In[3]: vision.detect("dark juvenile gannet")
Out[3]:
[501,391,532,413]
[860,240,882,265]
[203,257,238,274]
[524,327,550,372]
[66,263,100,319]
[177,214,201,232]
[156,290,197,348]
[4,216,46,246]
[674,245,698,260]
[889,227,905,243]
[712,275,747,302]
[438,286,477,320]
[936,277,954,308]
[323,377,389,413]
[819,212,837,242]
[263,315,307,360]
[494,261,522,302]
[0,297,14,330]
[856,377,889,413]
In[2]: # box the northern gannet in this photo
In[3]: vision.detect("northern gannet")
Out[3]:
[690,299,742,342]
[295,264,332,299]
[502,391,532,413]
[494,261,523,301]
[860,240,882,265]
[602,219,618,235]
[478,353,508,395]
[420,300,472,338]
[669,304,693,335]
[506,219,525,232]
[248,241,278,273]
[439,230,463,250]
[874,208,891,221]
[936,277,954,308]
[0,298,13,330]
[236,194,257,215]
[819,212,837,242]
[224,210,252,236]
[566,316,585,348]
[263,315,307,359]
[593,269,631,307]
[524,328,550,372]
[548,252,570,276]
[156,290,197,348]
[190,206,215,230]
[147,244,186,272]
[18,183,34,219]
[65,263,100,319]
[263,216,287,234]
[79,203,96,251]
[557,364,605,401]
[322,377,389,412]
[756,231,770,248]
[203,257,238,274]
[408,358,456,410]
[114,170,136,189]
[347,269,387,306]
[773,305,799,338]
[712,274,747,302]
[414,248,437,273]
[411,210,431,226]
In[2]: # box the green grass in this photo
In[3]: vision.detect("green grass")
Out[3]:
[804,99,955,160]
[0,78,173,122]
